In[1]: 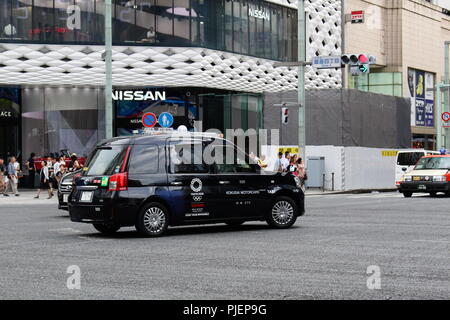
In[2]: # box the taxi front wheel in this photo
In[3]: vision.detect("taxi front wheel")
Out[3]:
[136,202,169,237]
[266,196,298,229]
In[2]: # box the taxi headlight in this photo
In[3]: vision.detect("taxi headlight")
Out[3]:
[404,176,412,182]
[433,175,446,182]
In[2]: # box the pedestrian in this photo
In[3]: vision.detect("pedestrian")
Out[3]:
[52,156,61,190]
[282,151,290,170]
[5,156,20,196]
[54,158,64,185]
[57,164,67,183]
[0,158,8,196]
[26,152,36,188]
[288,158,298,175]
[296,157,307,186]
[274,152,285,172]
[34,160,52,199]
[69,153,81,172]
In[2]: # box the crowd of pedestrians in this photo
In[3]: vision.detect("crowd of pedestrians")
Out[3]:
[0,152,81,199]
[274,151,307,185]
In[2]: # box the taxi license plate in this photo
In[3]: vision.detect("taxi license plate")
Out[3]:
[413,176,421,181]
[418,185,426,190]
[63,194,69,203]
[80,191,93,202]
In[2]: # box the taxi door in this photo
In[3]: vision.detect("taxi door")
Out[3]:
[166,139,219,224]
[212,144,266,220]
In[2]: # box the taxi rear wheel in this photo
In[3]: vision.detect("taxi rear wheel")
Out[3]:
[136,202,169,237]
[93,223,120,234]
[266,196,297,229]
[403,192,412,198]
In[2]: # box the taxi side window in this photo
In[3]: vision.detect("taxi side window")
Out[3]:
[169,142,209,174]
[213,145,258,174]
[128,145,159,174]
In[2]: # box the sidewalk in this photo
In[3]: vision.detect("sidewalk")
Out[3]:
[0,189,58,205]
[305,188,397,195]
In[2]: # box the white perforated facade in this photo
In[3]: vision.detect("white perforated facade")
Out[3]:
[0,0,342,92]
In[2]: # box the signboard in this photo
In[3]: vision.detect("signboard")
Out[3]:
[381,150,398,157]
[278,147,300,155]
[442,112,450,128]
[351,11,364,24]
[408,68,435,127]
[312,56,342,69]
[141,112,158,128]
[158,112,174,128]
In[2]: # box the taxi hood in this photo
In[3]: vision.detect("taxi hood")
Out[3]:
[404,169,450,176]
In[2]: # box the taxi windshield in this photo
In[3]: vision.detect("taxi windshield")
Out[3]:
[414,157,450,170]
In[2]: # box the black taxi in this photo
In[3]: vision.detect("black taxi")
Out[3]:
[68,132,305,237]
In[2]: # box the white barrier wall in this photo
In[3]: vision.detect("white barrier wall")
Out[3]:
[261,145,399,191]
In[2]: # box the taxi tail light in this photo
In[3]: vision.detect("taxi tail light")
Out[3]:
[446,172,450,182]
[108,172,128,191]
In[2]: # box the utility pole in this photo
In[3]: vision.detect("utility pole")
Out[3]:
[105,0,113,139]
[444,41,450,150]
[298,0,306,161]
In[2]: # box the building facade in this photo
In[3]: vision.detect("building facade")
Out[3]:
[0,0,342,160]
[343,0,450,150]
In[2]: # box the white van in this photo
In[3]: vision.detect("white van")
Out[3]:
[395,149,440,186]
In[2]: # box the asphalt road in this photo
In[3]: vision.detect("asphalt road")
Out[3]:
[0,191,448,300]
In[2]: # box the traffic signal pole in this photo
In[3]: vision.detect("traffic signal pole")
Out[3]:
[298,0,306,161]
[105,0,113,139]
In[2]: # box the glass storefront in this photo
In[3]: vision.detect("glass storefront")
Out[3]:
[115,87,263,135]
[0,86,263,160]
[0,0,297,61]
[21,87,105,159]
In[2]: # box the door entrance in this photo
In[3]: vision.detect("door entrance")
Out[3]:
[0,87,21,160]
[0,121,20,160]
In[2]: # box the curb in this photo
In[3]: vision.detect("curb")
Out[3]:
[306,188,398,196]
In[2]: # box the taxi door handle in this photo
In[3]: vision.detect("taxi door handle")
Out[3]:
[219,180,230,185]
[171,181,183,186]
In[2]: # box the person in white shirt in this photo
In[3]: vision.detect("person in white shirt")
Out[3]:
[34,161,52,199]
[281,151,290,170]
[274,152,285,172]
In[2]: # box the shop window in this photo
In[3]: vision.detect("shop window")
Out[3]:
[33,0,56,42]
[173,0,191,45]
[11,0,33,41]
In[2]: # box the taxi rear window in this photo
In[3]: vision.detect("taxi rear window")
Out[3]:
[83,146,127,176]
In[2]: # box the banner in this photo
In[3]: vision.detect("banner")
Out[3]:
[408,68,435,127]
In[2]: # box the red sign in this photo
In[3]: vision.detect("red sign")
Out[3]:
[442,112,450,122]
[141,112,157,128]
[351,10,364,24]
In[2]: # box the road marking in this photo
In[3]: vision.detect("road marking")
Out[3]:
[50,227,98,241]
[412,239,450,244]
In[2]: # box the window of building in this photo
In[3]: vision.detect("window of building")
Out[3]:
[0,0,297,61]
[11,0,33,41]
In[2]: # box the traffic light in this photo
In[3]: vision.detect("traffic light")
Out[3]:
[341,54,376,76]
[281,107,289,124]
